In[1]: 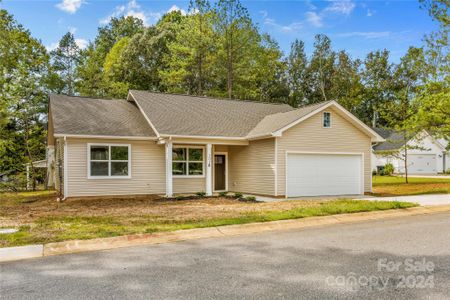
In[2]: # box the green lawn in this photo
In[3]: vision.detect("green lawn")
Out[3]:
[372,175,450,196]
[0,191,416,247]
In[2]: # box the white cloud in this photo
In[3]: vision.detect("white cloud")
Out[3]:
[46,42,59,52]
[366,9,375,17]
[262,14,302,33]
[100,0,162,26]
[168,5,186,15]
[337,31,391,39]
[56,0,84,14]
[324,0,355,16]
[75,38,88,49]
[305,11,323,28]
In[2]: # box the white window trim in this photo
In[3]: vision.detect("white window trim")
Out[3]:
[87,143,131,179]
[323,111,332,128]
[172,146,205,178]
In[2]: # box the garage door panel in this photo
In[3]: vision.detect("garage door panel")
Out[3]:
[408,154,436,174]
[287,153,362,197]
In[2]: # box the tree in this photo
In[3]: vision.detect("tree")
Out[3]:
[161,0,217,95]
[0,8,53,189]
[360,49,395,127]
[331,51,364,114]
[287,39,308,107]
[306,34,335,103]
[214,0,256,98]
[50,32,81,95]
[381,47,428,182]
[76,16,144,97]
[102,37,131,98]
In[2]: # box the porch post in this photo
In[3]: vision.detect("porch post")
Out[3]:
[165,141,173,197]
[206,143,212,196]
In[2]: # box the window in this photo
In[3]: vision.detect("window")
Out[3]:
[323,112,331,128]
[88,144,130,178]
[172,147,204,177]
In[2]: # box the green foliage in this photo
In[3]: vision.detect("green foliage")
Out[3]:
[50,32,81,95]
[381,163,394,176]
[245,196,256,201]
[218,191,228,197]
[0,8,54,184]
[233,192,243,199]
[196,191,206,197]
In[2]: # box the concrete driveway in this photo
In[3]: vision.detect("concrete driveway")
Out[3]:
[358,194,450,206]
[1,212,449,299]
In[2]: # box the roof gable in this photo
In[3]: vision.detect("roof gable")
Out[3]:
[249,101,384,142]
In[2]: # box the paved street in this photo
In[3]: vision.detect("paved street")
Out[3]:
[1,212,449,300]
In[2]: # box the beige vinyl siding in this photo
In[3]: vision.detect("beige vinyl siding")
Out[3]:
[66,138,165,197]
[173,178,205,194]
[277,107,372,196]
[228,139,275,195]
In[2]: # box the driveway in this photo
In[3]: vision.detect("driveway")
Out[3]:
[359,194,450,206]
[1,212,449,299]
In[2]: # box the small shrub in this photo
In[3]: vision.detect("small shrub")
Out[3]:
[233,192,243,199]
[245,196,256,201]
[175,195,185,200]
[372,170,377,176]
[196,191,206,197]
[445,169,450,175]
[383,163,394,176]
[218,191,228,197]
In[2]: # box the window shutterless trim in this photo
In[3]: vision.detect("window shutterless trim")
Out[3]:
[323,111,332,128]
[87,143,131,179]
[172,146,205,178]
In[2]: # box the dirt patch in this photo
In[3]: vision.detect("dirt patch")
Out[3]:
[0,192,328,227]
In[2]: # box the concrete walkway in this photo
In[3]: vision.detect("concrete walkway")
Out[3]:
[397,174,450,179]
[252,193,450,206]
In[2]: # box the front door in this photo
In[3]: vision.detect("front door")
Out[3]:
[214,154,226,191]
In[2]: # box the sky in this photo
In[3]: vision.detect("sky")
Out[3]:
[1,0,438,62]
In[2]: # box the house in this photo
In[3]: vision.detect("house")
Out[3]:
[371,128,449,174]
[47,91,384,199]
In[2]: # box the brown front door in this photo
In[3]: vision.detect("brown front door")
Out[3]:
[214,154,226,191]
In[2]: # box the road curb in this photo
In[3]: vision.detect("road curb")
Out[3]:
[0,245,43,262]
[2,204,450,262]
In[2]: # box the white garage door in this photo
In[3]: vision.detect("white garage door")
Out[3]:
[408,154,436,174]
[286,153,362,197]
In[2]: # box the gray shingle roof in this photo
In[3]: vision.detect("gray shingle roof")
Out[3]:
[247,101,333,138]
[128,90,294,137]
[372,128,405,151]
[49,94,156,137]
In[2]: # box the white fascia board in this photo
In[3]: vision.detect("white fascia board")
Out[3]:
[127,91,161,138]
[54,134,157,140]
[159,134,247,141]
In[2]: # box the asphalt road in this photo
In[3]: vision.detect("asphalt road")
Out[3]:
[1,212,450,300]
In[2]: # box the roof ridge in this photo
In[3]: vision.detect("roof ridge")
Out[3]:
[50,94,125,102]
[130,90,292,107]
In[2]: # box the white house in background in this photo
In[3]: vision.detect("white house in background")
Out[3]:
[372,128,449,174]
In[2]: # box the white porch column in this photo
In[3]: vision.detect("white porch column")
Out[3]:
[206,143,213,196]
[165,141,173,197]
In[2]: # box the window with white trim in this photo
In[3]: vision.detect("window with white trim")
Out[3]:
[88,144,130,178]
[172,147,204,176]
[323,112,331,128]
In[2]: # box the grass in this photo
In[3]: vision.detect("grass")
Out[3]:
[0,190,416,247]
[372,175,450,196]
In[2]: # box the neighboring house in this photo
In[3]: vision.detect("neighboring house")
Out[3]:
[372,128,449,174]
[47,91,384,199]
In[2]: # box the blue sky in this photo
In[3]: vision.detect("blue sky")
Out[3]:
[1,0,437,62]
